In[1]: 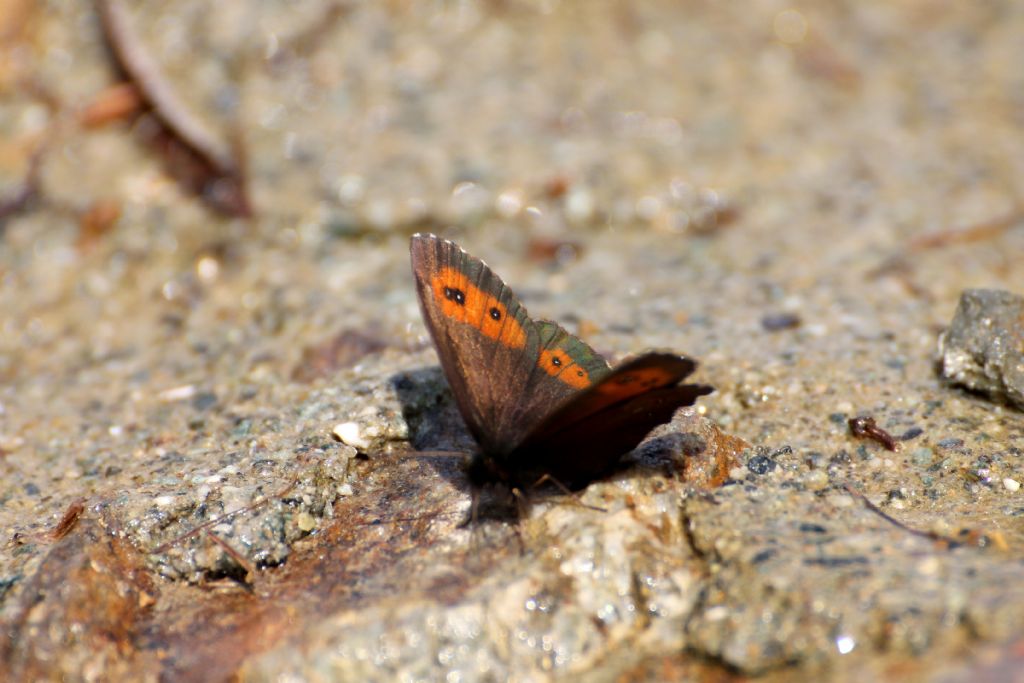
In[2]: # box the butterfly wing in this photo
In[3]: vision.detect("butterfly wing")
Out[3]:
[411,234,605,455]
[534,320,611,389]
[507,353,713,486]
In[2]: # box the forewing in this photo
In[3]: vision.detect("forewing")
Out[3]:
[411,235,601,454]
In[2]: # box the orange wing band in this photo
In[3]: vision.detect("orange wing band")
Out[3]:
[538,348,592,388]
[431,267,527,349]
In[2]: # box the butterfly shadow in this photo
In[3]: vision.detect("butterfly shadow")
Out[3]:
[390,366,537,522]
[389,365,476,483]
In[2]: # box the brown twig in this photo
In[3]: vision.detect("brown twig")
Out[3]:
[94,0,251,217]
[843,483,960,546]
[909,209,1023,250]
[49,498,87,541]
[848,416,900,451]
[150,478,298,554]
[205,531,256,583]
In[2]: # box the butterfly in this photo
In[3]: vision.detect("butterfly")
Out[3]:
[410,233,713,490]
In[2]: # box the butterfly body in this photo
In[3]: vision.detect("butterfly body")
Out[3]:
[410,234,712,489]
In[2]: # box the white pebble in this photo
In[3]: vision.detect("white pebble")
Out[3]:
[297,512,316,532]
[495,190,523,217]
[333,422,370,450]
[565,188,595,224]
[159,384,196,401]
[704,605,730,622]
[1003,478,1020,492]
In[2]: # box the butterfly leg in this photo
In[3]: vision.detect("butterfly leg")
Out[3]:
[530,474,607,513]
[509,487,529,554]
[457,486,482,529]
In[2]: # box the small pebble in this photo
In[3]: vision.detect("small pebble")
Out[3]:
[333,422,371,450]
[911,447,934,466]
[761,312,801,331]
[1003,478,1021,492]
[565,188,595,224]
[917,556,941,576]
[192,392,218,411]
[159,384,196,402]
[835,635,856,655]
[900,426,924,441]
[747,455,776,475]
[297,512,317,532]
[803,469,830,490]
[704,605,730,622]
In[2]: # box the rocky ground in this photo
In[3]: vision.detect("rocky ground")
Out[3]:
[1,1,1023,681]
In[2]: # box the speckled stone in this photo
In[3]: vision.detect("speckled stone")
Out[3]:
[939,289,1024,410]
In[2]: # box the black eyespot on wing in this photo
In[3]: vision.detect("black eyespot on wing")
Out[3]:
[489,307,501,320]
[552,356,562,367]
[445,287,466,305]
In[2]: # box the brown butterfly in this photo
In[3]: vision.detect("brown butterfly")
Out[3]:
[410,234,713,490]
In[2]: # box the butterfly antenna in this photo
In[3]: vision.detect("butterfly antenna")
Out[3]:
[405,450,469,459]
[510,487,529,555]
[349,510,462,527]
[530,473,607,513]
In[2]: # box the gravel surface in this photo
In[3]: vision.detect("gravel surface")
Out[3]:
[2,1,1023,681]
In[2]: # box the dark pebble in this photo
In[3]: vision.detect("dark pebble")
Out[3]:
[761,312,802,331]
[232,419,253,438]
[937,437,965,449]
[900,426,924,441]
[799,522,828,533]
[829,413,847,424]
[751,548,777,564]
[747,455,777,475]
[805,452,827,469]
[804,556,870,567]
[192,391,218,411]
[23,482,40,496]
[830,450,852,465]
